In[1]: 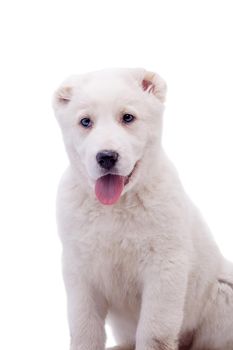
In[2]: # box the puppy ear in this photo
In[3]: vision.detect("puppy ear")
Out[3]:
[141,71,167,103]
[53,85,73,109]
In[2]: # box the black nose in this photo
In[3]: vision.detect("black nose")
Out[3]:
[96,150,119,170]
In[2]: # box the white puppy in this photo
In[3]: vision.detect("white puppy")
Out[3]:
[53,68,233,350]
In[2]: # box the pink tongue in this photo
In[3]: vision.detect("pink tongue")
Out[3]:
[95,174,125,205]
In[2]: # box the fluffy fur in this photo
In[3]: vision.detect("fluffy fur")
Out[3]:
[53,68,233,350]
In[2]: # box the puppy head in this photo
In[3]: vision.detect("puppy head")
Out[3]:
[53,68,166,205]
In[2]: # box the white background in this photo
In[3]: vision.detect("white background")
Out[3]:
[0,1,232,349]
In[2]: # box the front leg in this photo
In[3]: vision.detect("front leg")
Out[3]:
[136,252,189,350]
[63,249,108,350]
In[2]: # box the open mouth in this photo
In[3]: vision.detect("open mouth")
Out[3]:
[95,161,139,205]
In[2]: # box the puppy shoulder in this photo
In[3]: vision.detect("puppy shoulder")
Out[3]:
[56,167,92,235]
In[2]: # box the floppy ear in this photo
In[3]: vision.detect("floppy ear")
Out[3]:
[141,70,167,103]
[53,85,73,109]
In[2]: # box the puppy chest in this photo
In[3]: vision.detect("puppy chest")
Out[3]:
[83,234,143,307]
[72,207,158,306]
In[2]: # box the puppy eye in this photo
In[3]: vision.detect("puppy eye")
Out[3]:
[80,117,93,128]
[122,114,135,124]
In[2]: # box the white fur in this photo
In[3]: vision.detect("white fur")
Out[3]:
[53,68,233,350]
